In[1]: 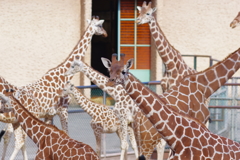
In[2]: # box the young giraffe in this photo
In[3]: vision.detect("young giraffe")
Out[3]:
[0,16,107,160]
[136,1,197,92]
[230,11,240,28]
[103,53,240,160]
[62,81,122,158]
[0,89,100,160]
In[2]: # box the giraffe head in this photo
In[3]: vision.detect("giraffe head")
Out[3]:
[230,12,240,28]
[64,57,84,76]
[101,53,134,87]
[136,1,156,25]
[0,89,15,112]
[62,81,75,96]
[88,16,108,37]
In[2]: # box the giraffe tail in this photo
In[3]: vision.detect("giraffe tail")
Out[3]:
[138,155,146,160]
[0,129,6,142]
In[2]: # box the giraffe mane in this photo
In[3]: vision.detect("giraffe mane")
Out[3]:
[10,95,68,136]
[129,73,209,130]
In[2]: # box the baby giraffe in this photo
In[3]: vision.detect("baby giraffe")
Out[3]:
[62,81,122,158]
[0,89,99,160]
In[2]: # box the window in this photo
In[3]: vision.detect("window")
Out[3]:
[118,0,151,70]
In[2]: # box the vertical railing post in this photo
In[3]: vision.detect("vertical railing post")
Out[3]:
[102,91,107,159]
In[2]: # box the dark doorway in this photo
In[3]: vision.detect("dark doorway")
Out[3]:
[91,0,118,77]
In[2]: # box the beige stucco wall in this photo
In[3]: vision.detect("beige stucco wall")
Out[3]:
[0,0,92,87]
[1,0,240,88]
[153,0,240,80]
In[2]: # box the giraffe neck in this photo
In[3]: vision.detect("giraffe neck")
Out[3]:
[71,87,107,119]
[191,48,240,98]
[80,62,131,102]
[124,74,208,149]
[149,18,194,75]
[0,76,18,91]
[32,25,95,89]
[9,95,52,145]
[159,48,240,123]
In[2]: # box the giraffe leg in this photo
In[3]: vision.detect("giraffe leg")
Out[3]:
[1,124,13,160]
[118,120,129,160]
[56,107,69,133]
[9,125,28,160]
[127,125,139,159]
[91,123,102,158]
[156,139,167,160]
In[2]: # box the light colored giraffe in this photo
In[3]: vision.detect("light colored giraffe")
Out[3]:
[136,1,197,92]
[0,89,100,160]
[230,11,240,28]
[0,16,107,160]
[62,81,122,158]
[102,52,240,160]
[65,57,158,160]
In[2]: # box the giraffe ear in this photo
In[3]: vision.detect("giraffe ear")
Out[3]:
[96,20,104,26]
[152,7,157,13]
[87,19,91,24]
[101,57,112,69]
[137,6,142,12]
[125,58,134,70]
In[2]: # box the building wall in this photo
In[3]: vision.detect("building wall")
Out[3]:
[0,0,240,87]
[0,0,92,87]
[153,0,240,76]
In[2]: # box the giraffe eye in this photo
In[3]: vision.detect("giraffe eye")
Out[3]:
[122,71,126,75]
[146,13,150,15]
[71,66,74,68]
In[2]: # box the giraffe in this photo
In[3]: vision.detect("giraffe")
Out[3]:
[230,11,240,28]
[136,1,197,92]
[61,81,122,158]
[0,89,100,160]
[66,48,239,159]
[0,16,107,160]
[64,57,161,160]
[102,52,240,160]
[101,49,240,159]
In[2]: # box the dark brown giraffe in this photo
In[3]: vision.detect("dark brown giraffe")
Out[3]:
[0,89,100,160]
[104,50,240,159]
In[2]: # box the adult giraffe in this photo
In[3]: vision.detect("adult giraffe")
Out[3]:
[0,89,100,160]
[0,16,107,160]
[230,11,240,28]
[102,49,240,159]
[103,53,240,160]
[136,1,196,92]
